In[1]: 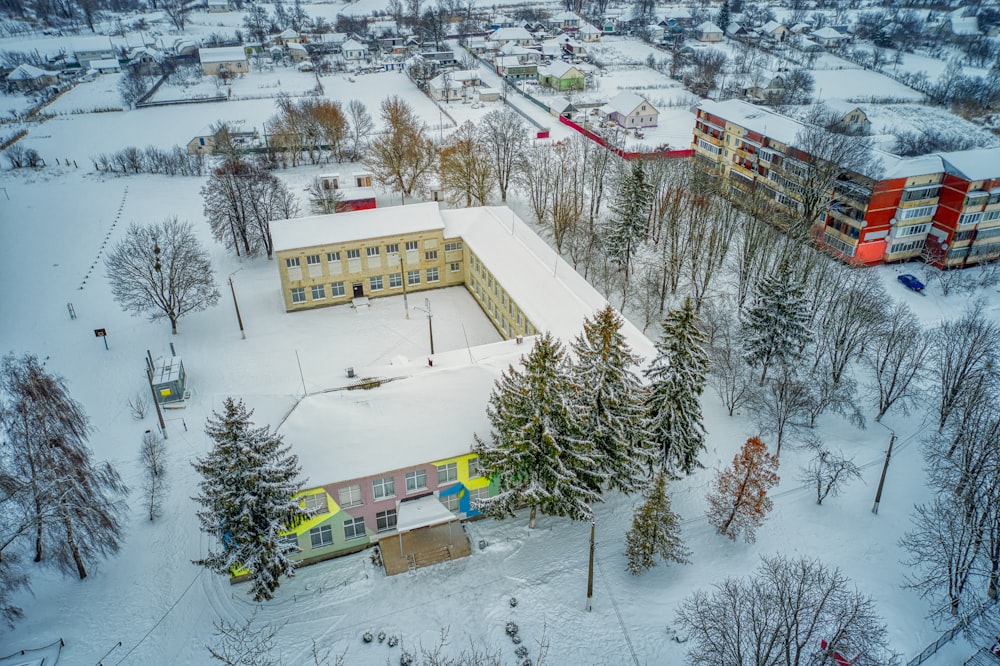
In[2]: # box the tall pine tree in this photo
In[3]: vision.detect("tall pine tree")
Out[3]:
[644,297,710,475]
[570,305,655,493]
[716,0,730,32]
[741,259,813,385]
[706,436,779,543]
[193,398,307,601]
[625,469,690,574]
[606,160,653,286]
[473,333,604,528]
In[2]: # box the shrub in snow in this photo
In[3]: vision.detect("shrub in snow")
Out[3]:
[505,621,519,637]
[387,635,399,647]
[362,631,373,643]
[515,645,529,658]
[378,631,386,643]
[509,597,518,607]
[512,635,521,644]
[400,650,414,665]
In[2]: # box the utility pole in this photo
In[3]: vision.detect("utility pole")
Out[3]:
[586,520,595,611]
[145,357,167,440]
[229,275,245,339]
[425,298,434,354]
[872,431,895,515]
[400,254,409,319]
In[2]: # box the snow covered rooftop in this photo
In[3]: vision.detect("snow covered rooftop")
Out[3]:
[606,90,652,115]
[198,46,247,63]
[489,27,532,41]
[280,360,503,482]
[812,27,848,39]
[394,494,461,531]
[697,21,722,33]
[270,201,445,252]
[7,63,56,80]
[938,148,1000,181]
[540,60,581,78]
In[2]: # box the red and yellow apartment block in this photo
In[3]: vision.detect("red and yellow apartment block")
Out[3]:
[692,99,1000,268]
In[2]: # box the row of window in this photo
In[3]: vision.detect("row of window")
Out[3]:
[289,268,448,303]
[325,460,481,511]
[895,223,930,238]
[888,239,925,255]
[287,242,463,270]
[302,483,493,550]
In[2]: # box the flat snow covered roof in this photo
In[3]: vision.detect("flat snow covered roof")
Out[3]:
[938,148,1000,181]
[280,361,502,483]
[394,494,459,531]
[199,46,247,63]
[270,201,445,252]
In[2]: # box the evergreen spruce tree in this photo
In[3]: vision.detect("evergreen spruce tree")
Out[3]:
[625,469,690,575]
[706,436,780,543]
[741,259,813,385]
[570,305,655,493]
[473,333,605,529]
[717,0,730,32]
[644,297,711,475]
[606,160,653,285]
[193,398,307,601]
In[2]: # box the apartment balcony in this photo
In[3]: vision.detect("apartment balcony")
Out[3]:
[693,127,723,146]
[827,204,865,228]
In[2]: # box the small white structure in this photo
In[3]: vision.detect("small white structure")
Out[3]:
[340,38,368,62]
[811,26,850,47]
[696,21,724,42]
[579,23,602,42]
[488,26,534,47]
[198,46,249,76]
[428,70,481,101]
[601,91,658,129]
[89,58,121,74]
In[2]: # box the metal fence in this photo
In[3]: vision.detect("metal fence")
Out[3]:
[905,599,998,666]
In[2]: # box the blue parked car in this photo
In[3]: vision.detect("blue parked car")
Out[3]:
[897,274,925,292]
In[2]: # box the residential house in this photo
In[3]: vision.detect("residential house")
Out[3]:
[127,46,163,75]
[602,90,658,129]
[834,106,871,135]
[696,21,724,42]
[198,46,249,76]
[464,36,489,54]
[726,23,749,38]
[490,14,517,29]
[498,42,540,62]
[316,174,377,212]
[274,28,301,46]
[207,0,231,12]
[539,37,566,58]
[939,15,980,41]
[691,98,1000,268]
[562,38,588,58]
[266,202,657,573]
[494,55,538,80]
[288,42,309,62]
[811,26,849,47]
[89,58,121,74]
[6,64,59,91]
[537,60,585,91]
[579,23,602,42]
[662,7,693,29]
[548,96,578,119]
[428,69,481,102]
[759,20,789,42]
[788,22,810,35]
[340,38,369,62]
[488,26,535,48]
[187,123,258,154]
[547,10,581,32]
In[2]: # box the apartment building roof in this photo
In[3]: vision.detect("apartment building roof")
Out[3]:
[938,148,1000,181]
[270,201,445,252]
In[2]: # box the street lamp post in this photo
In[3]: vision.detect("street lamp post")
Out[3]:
[228,269,246,339]
[872,421,896,515]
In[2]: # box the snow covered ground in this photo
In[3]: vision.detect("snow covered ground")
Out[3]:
[1,12,999,666]
[0,162,995,666]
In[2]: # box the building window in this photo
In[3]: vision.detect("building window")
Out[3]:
[285,257,300,268]
[425,250,438,261]
[895,223,929,238]
[902,187,939,202]
[372,476,395,499]
[444,241,462,251]
[426,268,439,283]
[888,239,925,254]
[279,534,300,552]
[985,210,1000,222]
[449,262,461,272]
[309,525,333,548]
[899,205,936,220]
[331,282,345,296]
[441,493,460,512]
[327,251,341,262]
[366,246,380,257]
[291,288,306,303]
[469,487,490,506]
[697,139,721,155]
[954,230,975,242]
[311,284,326,300]
[344,516,366,540]
[385,243,399,254]
[407,270,421,286]
[405,241,419,251]
[437,462,458,484]
[369,275,384,291]
[389,272,402,288]
[338,484,362,508]
[376,509,397,532]
[306,254,321,266]
[468,457,480,478]
[958,212,983,226]
[405,469,427,493]
[302,493,327,515]
[347,249,361,259]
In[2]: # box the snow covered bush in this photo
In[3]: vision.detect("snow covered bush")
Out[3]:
[362,631,373,643]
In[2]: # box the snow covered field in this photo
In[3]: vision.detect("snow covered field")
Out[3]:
[2,8,999,665]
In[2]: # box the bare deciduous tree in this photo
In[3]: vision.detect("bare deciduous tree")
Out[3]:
[478,108,527,203]
[346,99,373,161]
[364,96,437,204]
[932,301,998,431]
[105,218,221,334]
[306,176,343,215]
[676,555,899,666]
[861,301,930,422]
[799,436,861,505]
[140,430,167,521]
[439,121,495,207]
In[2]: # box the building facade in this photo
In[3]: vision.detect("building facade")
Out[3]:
[692,99,1000,268]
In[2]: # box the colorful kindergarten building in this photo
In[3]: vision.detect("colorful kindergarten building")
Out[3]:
[692,99,1000,268]
[263,203,655,575]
